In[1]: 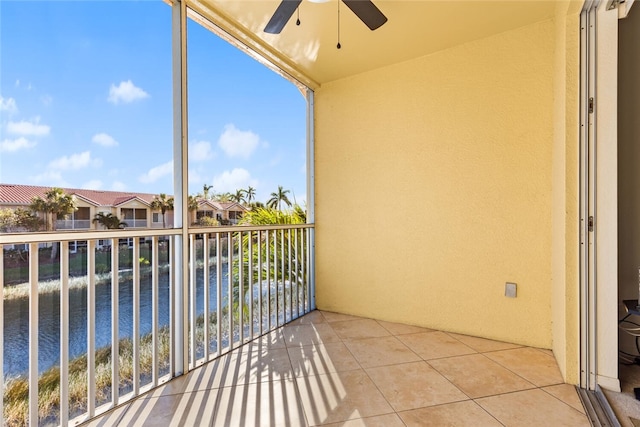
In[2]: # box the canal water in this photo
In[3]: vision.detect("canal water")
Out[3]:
[2,265,229,377]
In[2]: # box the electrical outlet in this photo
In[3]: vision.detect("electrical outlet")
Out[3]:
[505,282,517,298]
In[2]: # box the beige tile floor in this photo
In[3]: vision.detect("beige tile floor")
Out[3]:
[83,310,590,426]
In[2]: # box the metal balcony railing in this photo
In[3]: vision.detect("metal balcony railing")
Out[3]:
[123,219,148,228]
[55,220,91,230]
[0,224,315,426]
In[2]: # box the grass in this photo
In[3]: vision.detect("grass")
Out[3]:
[2,326,171,427]
[3,246,170,287]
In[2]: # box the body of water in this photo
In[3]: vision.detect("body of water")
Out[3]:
[2,265,230,377]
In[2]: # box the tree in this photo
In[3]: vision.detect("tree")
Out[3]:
[150,193,174,228]
[244,186,256,205]
[0,208,17,232]
[13,208,44,231]
[267,186,292,211]
[202,184,213,200]
[29,187,77,231]
[216,192,233,203]
[93,212,127,229]
[188,195,199,212]
[231,189,245,203]
[188,195,199,225]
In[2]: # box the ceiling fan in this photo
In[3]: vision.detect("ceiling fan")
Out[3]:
[264,0,387,34]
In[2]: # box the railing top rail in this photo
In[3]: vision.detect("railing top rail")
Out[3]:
[0,223,315,245]
[0,228,182,245]
[188,223,315,234]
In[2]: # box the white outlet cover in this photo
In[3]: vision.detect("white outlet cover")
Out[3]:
[505,282,517,298]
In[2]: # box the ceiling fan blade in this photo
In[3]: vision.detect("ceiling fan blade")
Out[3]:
[342,0,387,31]
[264,0,302,34]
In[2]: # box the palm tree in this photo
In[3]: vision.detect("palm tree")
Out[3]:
[202,184,213,200]
[231,189,245,203]
[150,193,174,228]
[29,187,77,231]
[93,212,127,229]
[216,192,233,203]
[267,186,292,211]
[244,186,256,205]
[188,194,199,224]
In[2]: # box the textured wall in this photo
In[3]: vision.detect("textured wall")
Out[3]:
[315,20,556,348]
[551,1,581,384]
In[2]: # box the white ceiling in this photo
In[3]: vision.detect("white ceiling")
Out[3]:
[191,1,568,86]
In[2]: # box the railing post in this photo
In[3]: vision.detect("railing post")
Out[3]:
[60,241,70,426]
[0,245,4,427]
[258,230,263,336]
[309,227,316,311]
[248,231,254,340]
[239,231,244,344]
[189,235,196,368]
[216,233,222,355]
[28,242,39,427]
[87,240,96,417]
[111,238,120,406]
[152,236,159,386]
[227,232,234,349]
[203,233,210,360]
[132,239,140,395]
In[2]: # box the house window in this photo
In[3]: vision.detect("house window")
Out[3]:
[153,213,161,223]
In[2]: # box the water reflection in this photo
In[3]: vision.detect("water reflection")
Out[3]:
[2,265,228,377]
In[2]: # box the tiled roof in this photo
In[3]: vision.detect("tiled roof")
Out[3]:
[197,200,249,211]
[0,183,159,207]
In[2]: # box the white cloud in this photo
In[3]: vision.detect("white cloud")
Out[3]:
[139,160,173,183]
[48,151,100,170]
[111,181,127,191]
[189,169,203,185]
[7,118,50,136]
[92,132,119,147]
[82,180,103,190]
[190,140,214,162]
[212,168,258,193]
[0,96,18,114]
[108,80,149,104]
[218,124,260,159]
[0,137,36,152]
[29,170,67,187]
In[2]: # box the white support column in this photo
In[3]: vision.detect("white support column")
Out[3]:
[172,0,189,376]
[306,89,316,311]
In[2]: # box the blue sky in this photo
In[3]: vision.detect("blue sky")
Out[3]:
[0,0,307,205]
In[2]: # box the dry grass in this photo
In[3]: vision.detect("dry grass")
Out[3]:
[3,327,170,427]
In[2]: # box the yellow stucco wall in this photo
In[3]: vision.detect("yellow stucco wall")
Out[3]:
[551,1,581,384]
[315,20,559,349]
